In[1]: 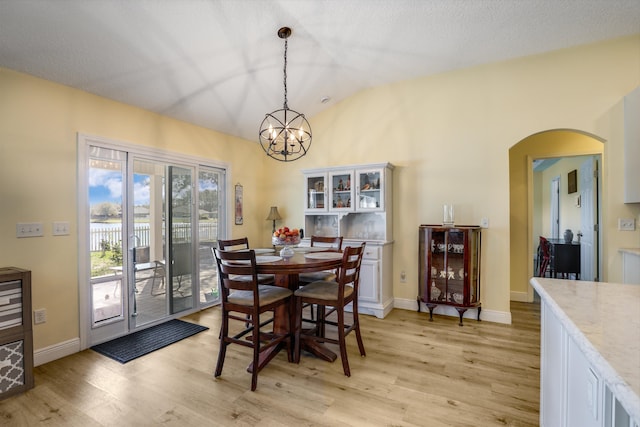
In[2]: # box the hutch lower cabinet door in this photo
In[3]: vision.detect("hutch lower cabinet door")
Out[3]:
[417,225,481,326]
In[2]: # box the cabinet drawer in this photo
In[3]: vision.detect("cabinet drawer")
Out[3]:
[0,280,23,331]
[0,340,26,394]
[362,246,380,260]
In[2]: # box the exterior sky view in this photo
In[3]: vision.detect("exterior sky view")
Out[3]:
[89,169,150,206]
[89,168,219,206]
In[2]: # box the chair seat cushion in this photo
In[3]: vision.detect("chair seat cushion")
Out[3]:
[228,285,292,306]
[298,271,336,283]
[229,274,275,285]
[294,281,353,301]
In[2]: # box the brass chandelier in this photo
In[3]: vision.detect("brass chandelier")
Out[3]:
[259,27,312,162]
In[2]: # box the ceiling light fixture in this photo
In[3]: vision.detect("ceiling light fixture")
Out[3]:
[259,27,312,162]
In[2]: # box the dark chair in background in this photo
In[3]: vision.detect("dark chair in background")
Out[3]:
[217,237,276,285]
[298,236,343,321]
[536,236,553,277]
[298,235,343,285]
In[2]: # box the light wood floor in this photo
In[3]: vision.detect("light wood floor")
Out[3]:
[0,302,540,426]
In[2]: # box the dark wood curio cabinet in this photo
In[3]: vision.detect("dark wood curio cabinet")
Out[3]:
[417,225,481,326]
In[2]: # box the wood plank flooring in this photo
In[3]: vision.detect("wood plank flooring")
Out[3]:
[0,302,540,426]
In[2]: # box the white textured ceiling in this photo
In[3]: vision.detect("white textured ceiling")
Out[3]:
[1,0,638,142]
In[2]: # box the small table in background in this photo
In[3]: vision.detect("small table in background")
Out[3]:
[547,238,581,279]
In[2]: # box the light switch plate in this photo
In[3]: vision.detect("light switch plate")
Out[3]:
[52,221,70,236]
[618,218,636,231]
[16,222,44,238]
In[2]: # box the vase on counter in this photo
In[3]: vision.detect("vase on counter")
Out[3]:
[563,229,574,243]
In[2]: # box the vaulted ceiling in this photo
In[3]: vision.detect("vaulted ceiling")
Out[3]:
[1,0,638,142]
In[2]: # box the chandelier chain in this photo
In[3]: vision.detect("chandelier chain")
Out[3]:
[258,26,311,162]
[283,39,288,110]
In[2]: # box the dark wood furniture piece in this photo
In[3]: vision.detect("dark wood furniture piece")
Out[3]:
[217,237,276,285]
[547,238,581,279]
[212,249,293,391]
[298,235,343,322]
[293,243,366,376]
[298,235,343,284]
[0,267,33,400]
[536,236,553,277]
[417,225,482,326]
[254,252,344,364]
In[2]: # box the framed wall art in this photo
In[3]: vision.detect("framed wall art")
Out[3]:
[568,169,577,194]
[235,183,243,225]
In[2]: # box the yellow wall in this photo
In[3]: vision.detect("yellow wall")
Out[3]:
[1,35,639,357]
[293,35,640,312]
[0,67,270,350]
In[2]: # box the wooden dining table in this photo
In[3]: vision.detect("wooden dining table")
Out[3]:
[251,250,343,371]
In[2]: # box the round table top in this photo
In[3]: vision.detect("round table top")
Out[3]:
[255,251,343,275]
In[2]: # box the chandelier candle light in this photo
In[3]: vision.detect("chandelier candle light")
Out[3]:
[259,27,312,162]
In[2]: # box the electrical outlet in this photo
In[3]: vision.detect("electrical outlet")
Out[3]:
[34,308,47,324]
[52,221,70,236]
[618,218,636,231]
[400,271,406,283]
[480,217,489,228]
[16,222,44,238]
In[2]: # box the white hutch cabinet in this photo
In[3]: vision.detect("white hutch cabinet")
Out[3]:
[302,163,393,318]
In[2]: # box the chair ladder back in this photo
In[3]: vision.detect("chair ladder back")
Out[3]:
[218,237,251,251]
[337,243,366,296]
[214,249,259,294]
[310,235,343,250]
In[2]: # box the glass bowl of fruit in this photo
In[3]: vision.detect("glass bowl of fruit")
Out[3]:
[272,227,301,258]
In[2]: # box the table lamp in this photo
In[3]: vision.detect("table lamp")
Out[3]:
[266,206,282,234]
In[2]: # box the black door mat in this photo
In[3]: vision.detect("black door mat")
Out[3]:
[91,319,208,363]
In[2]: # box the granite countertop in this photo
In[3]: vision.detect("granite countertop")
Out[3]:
[530,277,640,421]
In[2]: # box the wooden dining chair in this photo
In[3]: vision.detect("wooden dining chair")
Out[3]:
[298,236,343,321]
[217,237,276,285]
[298,235,344,284]
[537,236,553,277]
[293,243,366,377]
[213,248,293,391]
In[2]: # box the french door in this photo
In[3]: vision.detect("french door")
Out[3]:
[79,135,226,347]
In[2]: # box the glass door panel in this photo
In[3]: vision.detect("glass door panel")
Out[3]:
[197,167,223,305]
[329,171,354,211]
[131,159,168,327]
[168,166,195,315]
[305,173,327,211]
[430,230,446,303]
[88,147,128,343]
[356,169,382,210]
[84,137,227,347]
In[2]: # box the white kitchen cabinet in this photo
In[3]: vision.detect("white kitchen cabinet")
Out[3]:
[531,278,640,427]
[621,249,640,284]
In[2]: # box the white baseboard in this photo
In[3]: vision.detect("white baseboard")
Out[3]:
[510,291,532,302]
[393,297,512,324]
[34,338,80,367]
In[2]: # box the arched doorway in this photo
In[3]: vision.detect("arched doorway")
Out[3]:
[509,129,604,302]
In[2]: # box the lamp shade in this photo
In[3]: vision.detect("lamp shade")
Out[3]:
[266,206,282,221]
